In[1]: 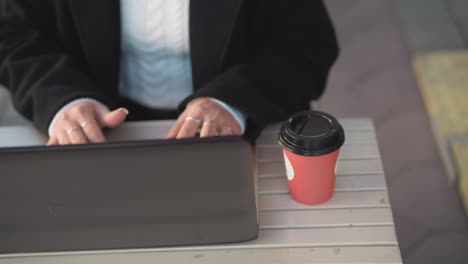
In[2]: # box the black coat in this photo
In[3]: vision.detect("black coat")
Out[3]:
[0,0,338,141]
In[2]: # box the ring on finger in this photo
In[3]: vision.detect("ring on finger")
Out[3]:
[80,119,97,128]
[185,117,203,126]
[67,126,81,135]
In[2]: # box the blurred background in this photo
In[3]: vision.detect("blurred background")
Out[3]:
[317,1,468,263]
[1,0,467,263]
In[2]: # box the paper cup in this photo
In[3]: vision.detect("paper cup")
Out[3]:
[278,111,345,205]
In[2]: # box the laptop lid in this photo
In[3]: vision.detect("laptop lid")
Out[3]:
[0,136,258,253]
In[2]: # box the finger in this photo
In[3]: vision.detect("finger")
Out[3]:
[200,121,219,138]
[65,121,88,145]
[47,137,59,146]
[80,119,106,143]
[73,107,107,143]
[166,114,187,139]
[176,119,201,139]
[56,129,71,145]
[100,107,129,128]
[220,126,234,136]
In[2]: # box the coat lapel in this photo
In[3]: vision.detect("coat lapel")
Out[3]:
[189,0,243,89]
[68,0,243,90]
[68,0,121,88]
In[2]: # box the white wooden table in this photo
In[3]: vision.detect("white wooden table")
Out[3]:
[0,119,402,264]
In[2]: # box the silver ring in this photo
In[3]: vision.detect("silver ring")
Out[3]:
[80,119,96,128]
[185,117,203,125]
[67,126,81,135]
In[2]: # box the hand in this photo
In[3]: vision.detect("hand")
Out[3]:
[167,98,242,139]
[47,101,129,145]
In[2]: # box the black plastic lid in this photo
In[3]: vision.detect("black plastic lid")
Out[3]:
[278,111,345,156]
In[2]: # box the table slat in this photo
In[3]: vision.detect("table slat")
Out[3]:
[256,144,380,162]
[0,227,398,256]
[258,191,390,211]
[258,174,387,194]
[257,159,384,178]
[0,246,403,264]
[244,226,397,247]
[259,208,393,228]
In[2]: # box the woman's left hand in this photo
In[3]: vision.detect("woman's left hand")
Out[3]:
[167,98,242,139]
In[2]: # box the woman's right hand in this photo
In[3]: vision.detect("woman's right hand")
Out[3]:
[47,101,129,146]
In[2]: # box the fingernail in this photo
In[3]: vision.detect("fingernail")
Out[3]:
[121,108,129,115]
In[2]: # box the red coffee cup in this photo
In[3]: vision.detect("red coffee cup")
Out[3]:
[278,111,345,205]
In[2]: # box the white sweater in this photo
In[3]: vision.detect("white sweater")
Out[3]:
[49,0,246,136]
[119,0,192,108]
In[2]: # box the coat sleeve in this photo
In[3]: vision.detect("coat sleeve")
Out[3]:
[0,0,117,134]
[179,0,339,142]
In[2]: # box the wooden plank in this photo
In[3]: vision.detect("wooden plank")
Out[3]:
[259,192,390,211]
[245,226,397,246]
[0,246,403,264]
[258,174,387,194]
[257,159,384,178]
[261,119,374,135]
[256,144,380,162]
[259,208,393,228]
[256,130,378,146]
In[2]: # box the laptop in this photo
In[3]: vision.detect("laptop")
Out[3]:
[0,136,258,253]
